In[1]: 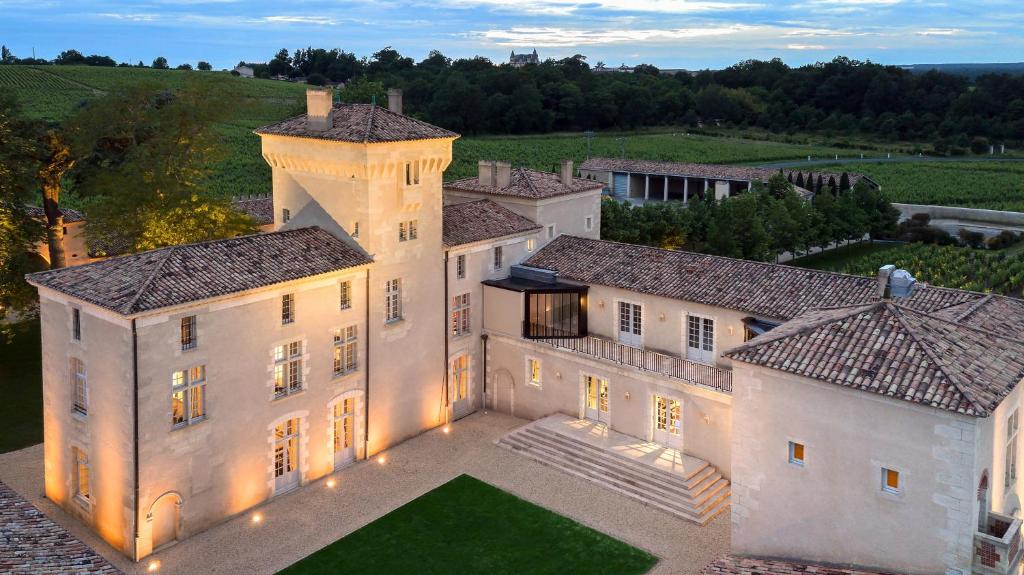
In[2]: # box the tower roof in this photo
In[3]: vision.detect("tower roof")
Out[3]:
[255,103,458,144]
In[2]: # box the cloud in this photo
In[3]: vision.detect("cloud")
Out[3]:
[786,43,826,49]
[472,24,753,47]
[915,27,962,36]
[97,12,161,21]
[261,15,337,25]
[438,0,763,16]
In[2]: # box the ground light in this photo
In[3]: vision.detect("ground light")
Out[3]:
[377,455,386,465]
[326,478,337,488]
[443,425,451,434]
[147,559,160,572]
[252,512,263,524]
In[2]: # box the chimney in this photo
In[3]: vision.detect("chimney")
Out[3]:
[306,88,334,131]
[387,88,403,115]
[877,264,896,299]
[495,161,512,188]
[560,159,574,185]
[478,161,495,186]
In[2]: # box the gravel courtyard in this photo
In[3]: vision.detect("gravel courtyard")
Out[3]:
[0,411,729,574]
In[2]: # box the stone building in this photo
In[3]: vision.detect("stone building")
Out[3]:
[509,49,539,67]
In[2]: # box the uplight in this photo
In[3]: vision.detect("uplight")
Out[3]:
[326,478,337,488]
[377,455,386,465]
[147,560,161,572]
[252,513,263,524]
[442,426,451,434]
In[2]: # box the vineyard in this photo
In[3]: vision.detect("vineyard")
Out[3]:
[814,160,1024,212]
[793,241,1024,296]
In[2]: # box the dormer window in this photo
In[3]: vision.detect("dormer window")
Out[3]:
[524,287,588,339]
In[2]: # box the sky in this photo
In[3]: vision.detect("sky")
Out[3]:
[1,0,1022,70]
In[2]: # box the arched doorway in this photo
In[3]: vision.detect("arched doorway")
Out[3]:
[148,492,182,551]
[494,369,515,415]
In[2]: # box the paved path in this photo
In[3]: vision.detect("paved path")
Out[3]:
[0,412,728,575]
[757,156,1024,169]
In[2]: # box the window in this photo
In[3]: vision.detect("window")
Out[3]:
[399,220,418,242]
[527,358,542,387]
[882,468,901,494]
[73,448,90,504]
[281,294,295,325]
[385,279,402,323]
[405,161,420,186]
[788,442,805,466]
[351,221,360,239]
[451,293,471,336]
[524,288,588,339]
[339,281,352,310]
[273,341,303,398]
[493,246,503,270]
[687,315,715,363]
[71,308,81,341]
[456,254,466,280]
[585,216,593,231]
[180,316,196,350]
[452,354,469,403]
[526,238,536,252]
[333,326,358,376]
[70,358,87,415]
[546,224,555,239]
[282,208,291,223]
[1007,409,1019,487]
[172,366,206,427]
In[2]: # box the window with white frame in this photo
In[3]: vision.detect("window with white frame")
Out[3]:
[585,216,593,231]
[399,219,419,242]
[1007,409,1019,487]
[451,293,471,336]
[282,208,291,223]
[73,447,90,504]
[273,341,303,398]
[527,357,542,387]
[172,365,206,427]
[456,254,466,280]
[385,279,402,322]
[70,357,87,415]
[405,161,420,186]
[526,238,536,252]
[546,224,555,239]
[881,467,901,494]
[180,315,196,350]
[72,308,81,341]
[339,281,352,310]
[493,245,503,270]
[788,441,805,466]
[333,326,358,376]
[281,294,295,325]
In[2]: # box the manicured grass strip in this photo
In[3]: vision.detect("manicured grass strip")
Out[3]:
[278,474,657,575]
[788,241,897,271]
[0,318,42,453]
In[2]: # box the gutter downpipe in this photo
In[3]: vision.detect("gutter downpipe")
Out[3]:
[364,271,370,459]
[443,250,450,425]
[131,318,141,561]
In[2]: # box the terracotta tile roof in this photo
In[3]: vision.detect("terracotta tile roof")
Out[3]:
[725,301,1024,416]
[23,205,86,223]
[232,196,274,226]
[703,556,903,575]
[0,481,121,574]
[579,157,874,188]
[254,103,458,144]
[524,236,979,321]
[443,199,541,247]
[445,167,605,200]
[27,227,372,315]
[932,294,1024,335]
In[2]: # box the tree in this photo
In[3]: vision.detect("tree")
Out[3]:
[36,131,76,268]
[152,56,169,69]
[176,63,193,71]
[54,49,86,65]
[305,73,328,86]
[1,46,15,64]
[339,77,385,104]
[197,61,212,71]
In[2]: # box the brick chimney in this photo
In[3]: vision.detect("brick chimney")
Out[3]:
[495,162,512,188]
[387,88,403,115]
[560,159,574,185]
[306,88,334,131]
[478,161,495,186]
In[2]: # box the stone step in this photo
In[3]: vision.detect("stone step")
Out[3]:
[497,429,730,524]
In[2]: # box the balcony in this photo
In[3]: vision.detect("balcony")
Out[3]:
[532,334,732,394]
[975,511,1023,575]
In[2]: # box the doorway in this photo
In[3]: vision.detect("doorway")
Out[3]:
[274,418,301,494]
[686,314,715,364]
[618,302,642,347]
[652,394,683,450]
[451,354,472,419]
[333,399,356,469]
[150,494,180,551]
[584,375,610,424]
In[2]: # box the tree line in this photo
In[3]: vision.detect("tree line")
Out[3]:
[1,46,212,71]
[601,174,899,263]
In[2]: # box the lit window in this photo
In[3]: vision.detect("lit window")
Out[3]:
[339,281,352,310]
[282,294,295,325]
[526,239,536,252]
[405,161,420,186]
[882,468,900,494]
[788,441,804,466]
[1007,409,1019,487]
[282,208,291,223]
[73,448,90,504]
[451,293,471,337]
[527,358,542,386]
[585,216,593,231]
[385,279,402,323]
[333,326,358,376]
[71,308,81,341]
[172,365,206,427]
[546,224,555,239]
[180,315,196,350]
[273,341,303,398]
[493,245,503,270]
[399,220,419,242]
[456,254,466,280]
[70,358,87,416]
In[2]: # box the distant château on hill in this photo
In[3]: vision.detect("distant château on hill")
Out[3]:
[509,49,539,67]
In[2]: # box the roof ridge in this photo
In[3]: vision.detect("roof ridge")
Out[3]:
[123,245,179,314]
[895,301,1024,346]
[726,301,882,355]
[955,293,994,322]
[519,167,541,195]
[363,103,375,144]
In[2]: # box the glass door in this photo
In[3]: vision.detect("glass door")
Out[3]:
[274,418,300,493]
[652,395,683,450]
[584,375,610,424]
[687,315,715,364]
[618,302,642,347]
[333,400,356,469]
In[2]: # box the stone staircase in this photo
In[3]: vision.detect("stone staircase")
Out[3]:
[497,422,730,525]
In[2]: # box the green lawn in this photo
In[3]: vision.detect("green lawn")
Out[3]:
[787,241,897,271]
[0,318,43,453]
[278,474,657,575]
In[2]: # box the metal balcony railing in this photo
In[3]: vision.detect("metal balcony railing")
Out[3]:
[532,334,732,394]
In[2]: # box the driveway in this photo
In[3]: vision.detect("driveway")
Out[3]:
[0,411,729,574]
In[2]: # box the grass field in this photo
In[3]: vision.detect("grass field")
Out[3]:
[814,160,1024,212]
[277,474,657,575]
[0,319,43,453]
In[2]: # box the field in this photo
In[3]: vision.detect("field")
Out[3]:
[278,474,657,575]
[791,241,1024,296]
[813,160,1024,212]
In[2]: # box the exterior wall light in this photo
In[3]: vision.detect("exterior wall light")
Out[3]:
[624,391,631,400]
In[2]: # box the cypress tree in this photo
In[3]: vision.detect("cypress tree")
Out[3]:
[795,172,805,188]
[815,174,824,195]
[839,171,851,193]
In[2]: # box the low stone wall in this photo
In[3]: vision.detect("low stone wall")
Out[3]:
[894,203,1024,227]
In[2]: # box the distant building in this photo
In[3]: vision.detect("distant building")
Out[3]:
[233,65,254,78]
[509,49,539,68]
